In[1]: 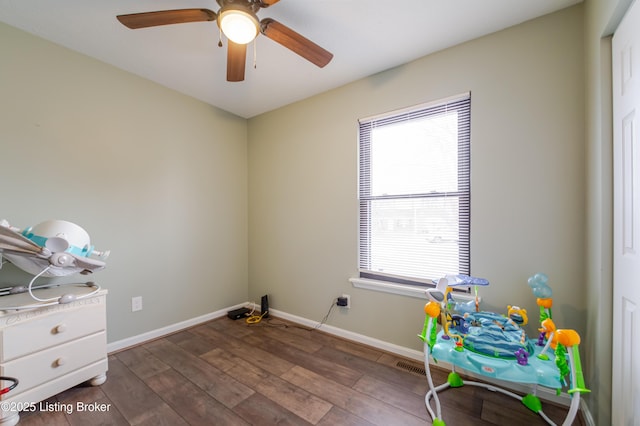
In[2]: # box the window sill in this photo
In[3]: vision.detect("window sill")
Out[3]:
[349,277,478,302]
[349,277,430,299]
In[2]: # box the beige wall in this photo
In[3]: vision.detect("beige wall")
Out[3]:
[248,5,585,351]
[0,22,249,343]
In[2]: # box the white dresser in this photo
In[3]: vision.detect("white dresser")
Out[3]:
[0,285,108,426]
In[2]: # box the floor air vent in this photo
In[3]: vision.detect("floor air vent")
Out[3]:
[396,360,426,376]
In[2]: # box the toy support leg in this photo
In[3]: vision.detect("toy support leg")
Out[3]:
[422,320,446,426]
[422,354,581,426]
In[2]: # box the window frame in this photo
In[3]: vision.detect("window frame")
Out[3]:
[357,93,471,288]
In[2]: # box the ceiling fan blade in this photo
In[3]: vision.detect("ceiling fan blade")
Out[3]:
[259,0,281,6]
[227,41,247,82]
[117,9,216,29]
[260,18,333,68]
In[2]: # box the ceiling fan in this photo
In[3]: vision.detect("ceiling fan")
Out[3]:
[116,0,333,82]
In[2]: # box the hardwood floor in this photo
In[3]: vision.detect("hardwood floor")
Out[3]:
[18,316,585,425]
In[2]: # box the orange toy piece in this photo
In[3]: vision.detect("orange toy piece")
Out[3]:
[537,297,553,309]
[556,329,581,347]
[540,318,558,349]
[424,301,441,318]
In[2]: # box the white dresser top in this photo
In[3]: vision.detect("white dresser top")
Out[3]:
[0,285,107,317]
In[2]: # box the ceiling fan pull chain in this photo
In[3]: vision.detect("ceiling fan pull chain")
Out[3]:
[253,41,257,69]
[218,27,223,47]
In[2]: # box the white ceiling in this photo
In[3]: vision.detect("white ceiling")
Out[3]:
[1,0,581,118]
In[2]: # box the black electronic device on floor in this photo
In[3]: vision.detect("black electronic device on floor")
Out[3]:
[227,307,250,320]
[261,294,269,318]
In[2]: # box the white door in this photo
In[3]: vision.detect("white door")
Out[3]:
[612,1,640,424]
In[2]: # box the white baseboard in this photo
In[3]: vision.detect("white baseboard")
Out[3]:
[106,302,247,353]
[107,303,593,419]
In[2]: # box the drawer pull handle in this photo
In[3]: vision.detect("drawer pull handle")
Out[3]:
[54,324,67,334]
[54,357,67,367]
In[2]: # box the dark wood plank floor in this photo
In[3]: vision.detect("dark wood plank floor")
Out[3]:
[18,316,585,425]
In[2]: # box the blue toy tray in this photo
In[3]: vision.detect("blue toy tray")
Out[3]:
[431,330,563,389]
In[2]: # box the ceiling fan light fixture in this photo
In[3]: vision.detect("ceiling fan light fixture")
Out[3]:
[218,6,259,45]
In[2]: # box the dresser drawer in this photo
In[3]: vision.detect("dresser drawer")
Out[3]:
[0,303,106,362]
[0,331,106,395]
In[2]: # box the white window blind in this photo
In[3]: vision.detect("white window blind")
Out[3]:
[358,94,471,286]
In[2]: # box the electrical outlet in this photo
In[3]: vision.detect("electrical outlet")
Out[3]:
[337,294,351,309]
[132,296,143,312]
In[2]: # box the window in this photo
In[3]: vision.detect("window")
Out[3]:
[358,93,471,287]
